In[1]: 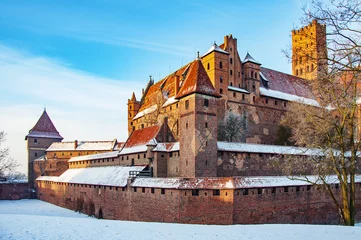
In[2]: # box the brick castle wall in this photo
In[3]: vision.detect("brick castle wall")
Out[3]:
[36,180,361,225]
[0,183,32,200]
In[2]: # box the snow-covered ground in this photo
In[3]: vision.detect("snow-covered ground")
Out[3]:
[0,200,360,240]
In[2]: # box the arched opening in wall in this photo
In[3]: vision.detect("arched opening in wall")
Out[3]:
[230,82,233,86]
[131,159,134,166]
[220,76,223,83]
[220,61,223,69]
[251,71,254,78]
[34,152,38,157]
[230,70,233,76]
[230,58,233,64]
[98,208,103,219]
[255,72,258,79]
[252,83,256,91]
[130,106,132,110]
[253,96,256,103]
[207,63,210,70]
[296,69,299,76]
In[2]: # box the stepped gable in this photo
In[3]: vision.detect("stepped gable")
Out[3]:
[175,60,221,99]
[124,125,162,148]
[25,109,63,140]
[260,67,314,99]
[138,64,189,112]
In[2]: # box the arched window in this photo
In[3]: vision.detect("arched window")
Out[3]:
[207,63,210,70]
[230,58,233,64]
[129,106,132,110]
[220,76,223,83]
[251,71,254,78]
[296,69,299,76]
[230,70,233,76]
[255,72,258,79]
[230,82,233,86]
[220,61,223,69]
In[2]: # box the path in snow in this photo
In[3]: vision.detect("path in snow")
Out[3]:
[0,199,360,240]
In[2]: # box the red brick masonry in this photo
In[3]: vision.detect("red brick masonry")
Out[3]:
[36,180,361,225]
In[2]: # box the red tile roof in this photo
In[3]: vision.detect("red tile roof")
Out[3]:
[124,125,161,148]
[260,67,314,99]
[175,60,221,99]
[25,109,63,140]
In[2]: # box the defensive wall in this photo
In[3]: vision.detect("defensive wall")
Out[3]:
[36,178,361,225]
[0,182,33,200]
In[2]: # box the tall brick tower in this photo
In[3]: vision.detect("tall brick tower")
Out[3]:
[175,59,221,178]
[292,19,327,80]
[25,109,63,188]
[242,53,261,96]
[128,92,140,135]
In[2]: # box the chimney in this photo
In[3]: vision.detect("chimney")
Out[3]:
[175,75,180,95]
[142,88,145,96]
[74,140,78,149]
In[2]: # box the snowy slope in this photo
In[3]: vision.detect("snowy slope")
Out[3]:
[0,200,360,240]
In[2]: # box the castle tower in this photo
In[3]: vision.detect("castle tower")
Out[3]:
[242,52,261,96]
[175,59,221,178]
[201,42,229,96]
[292,19,327,80]
[127,92,140,135]
[25,109,63,187]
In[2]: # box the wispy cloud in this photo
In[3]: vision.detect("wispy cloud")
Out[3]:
[0,44,140,174]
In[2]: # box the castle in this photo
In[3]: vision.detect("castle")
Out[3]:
[28,20,361,224]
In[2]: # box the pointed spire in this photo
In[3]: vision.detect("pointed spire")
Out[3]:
[196,51,200,60]
[25,109,63,140]
[175,60,221,99]
[131,92,137,101]
[243,52,261,65]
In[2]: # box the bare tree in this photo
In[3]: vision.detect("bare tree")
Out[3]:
[280,0,361,226]
[218,111,247,142]
[0,131,19,178]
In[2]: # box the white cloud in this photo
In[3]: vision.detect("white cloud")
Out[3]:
[0,44,143,174]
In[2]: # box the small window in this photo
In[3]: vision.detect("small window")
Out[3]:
[133,187,137,192]
[275,100,278,106]
[137,154,140,159]
[141,124,144,129]
[129,106,132,110]
[144,154,146,158]
[205,122,208,128]
[142,187,145,193]
[186,123,188,129]
[70,153,72,156]
[34,152,38,157]
[242,94,245,100]
[265,99,268,104]
[213,189,220,196]
[185,100,189,109]
[161,189,165,194]
[230,70,233,76]
[219,61,223,69]
[151,188,155,193]
[220,76,223,83]
[284,187,289,192]
[251,71,254,78]
[170,152,173,158]
[230,58,233,64]
[62,153,64,156]
[192,189,199,196]
[253,96,256,102]
[233,92,236,98]
[207,63,210,70]
[284,102,287,107]
[34,139,37,144]
[230,82,233,86]
[255,72,258,79]
[243,189,249,195]
[204,99,209,107]
[220,89,223,94]
[296,69,299,76]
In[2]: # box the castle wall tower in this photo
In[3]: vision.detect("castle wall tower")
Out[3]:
[25,109,63,188]
[201,43,230,96]
[222,35,244,89]
[176,60,221,178]
[128,92,140,135]
[242,53,261,96]
[292,19,327,80]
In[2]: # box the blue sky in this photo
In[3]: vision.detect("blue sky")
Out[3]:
[0,0,310,173]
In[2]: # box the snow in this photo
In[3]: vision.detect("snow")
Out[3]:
[260,87,319,106]
[133,104,158,120]
[120,145,148,154]
[132,178,181,189]
[36,166,146,186]
[259,71,269,81]
[152,142,179,152]
[25,131,63,139]
[68,151,119,162]
[228,86,250,94]
[218,142,324,156]
[162,96,179,107]
[1,199,361,240]
[202,43,229,57]
[47,141,115,151]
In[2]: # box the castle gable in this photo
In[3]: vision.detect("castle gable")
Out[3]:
[175,60,220,99]
[26,109,63,140]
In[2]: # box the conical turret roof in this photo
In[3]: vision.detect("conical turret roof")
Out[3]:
[243,52,261,65]
[25,109,63,140]
[175,60,221,99]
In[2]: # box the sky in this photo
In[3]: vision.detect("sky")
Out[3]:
[0,0,311,174]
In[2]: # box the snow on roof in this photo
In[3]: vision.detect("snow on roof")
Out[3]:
[34,155,46,161]
[68,151,119,162]
[217,142,324,156]
[47,141,116,151]
[259,71,268,82]
[132,178,181,189]
[152,142,179,152]
[228,86,250,94]
[36,166,146,187]
[120,145,148,155]
[25,109,63,140]
[162,96,179,108]
[243,53,261,65]
[133,104,157,120]
[202,43,229,57]
[260,87,319,107]
[26,131,63,139]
